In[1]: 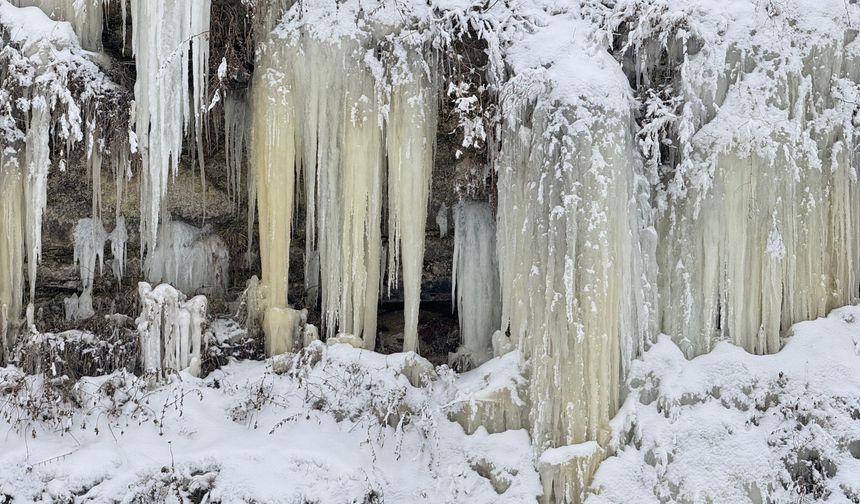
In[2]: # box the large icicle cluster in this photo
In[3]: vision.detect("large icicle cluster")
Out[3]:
[611,0,860,357]
[250,6,437,355]
[0,1,120,347]
[224,90,251,216]
[2,0,860,502]
[130,0,211,257]
[495,7,656,503]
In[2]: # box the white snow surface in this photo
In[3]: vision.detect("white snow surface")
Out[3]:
[0,1,77,48]
[0,340,540,503]
[8,305,860,503]
[589,305,860,503]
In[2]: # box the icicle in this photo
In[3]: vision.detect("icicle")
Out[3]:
[386,52,437,353]
[23,96,50,308]
[436,203,448,237]
[111,140,130,221]
[449,201,500,369]
[109,215,127,283]
[130,0,211,256]
[0,147,24,354]
[224,90,250,214]
[120,0,127,54]
[246,149,257,269]
[190,0,210,222]
[86,127,104,220]
[327,36,385,350]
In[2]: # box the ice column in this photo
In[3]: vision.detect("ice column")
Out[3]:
[250,36,299,354]
[386,54,437,353]
[0,149,24,356]
[496,61,655,504]
[450,201,500,367]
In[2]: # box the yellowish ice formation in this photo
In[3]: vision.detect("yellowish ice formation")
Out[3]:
[250,24,436,355]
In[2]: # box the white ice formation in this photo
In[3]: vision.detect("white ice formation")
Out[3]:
[144,219,230,296]
[2,0,860,502]
[0,1,120,340]
[66,217,128,321]
[68,218,107,320]
[136,282,207,379]
[450,201,500,368]
[131,0,211,257]
[250,7,437,355]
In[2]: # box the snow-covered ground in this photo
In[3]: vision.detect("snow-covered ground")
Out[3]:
[590,306,860,503]
[3,306,860,502]
[0,339,540,503]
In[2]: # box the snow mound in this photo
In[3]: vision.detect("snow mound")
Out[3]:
[589,305,860,503]
[0,340,540,502]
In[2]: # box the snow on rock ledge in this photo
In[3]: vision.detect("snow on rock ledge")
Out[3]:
[10,0,105,51]
[448,350,529,435]
[589,305,860,503]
